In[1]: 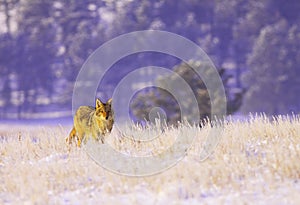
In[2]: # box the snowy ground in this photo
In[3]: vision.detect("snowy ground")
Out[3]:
[0,115,300,204]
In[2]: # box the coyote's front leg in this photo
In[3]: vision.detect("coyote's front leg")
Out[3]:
[66,127,76,145]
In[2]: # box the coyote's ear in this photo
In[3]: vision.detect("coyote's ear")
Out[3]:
[96,98,103,108]
[107,98,112,105]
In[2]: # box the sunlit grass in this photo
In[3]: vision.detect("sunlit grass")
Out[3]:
[0,114,300,204]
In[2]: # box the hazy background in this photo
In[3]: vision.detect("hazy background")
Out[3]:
[0,0,299,123]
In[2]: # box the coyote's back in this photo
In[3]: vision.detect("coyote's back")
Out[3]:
[66,98,114,147]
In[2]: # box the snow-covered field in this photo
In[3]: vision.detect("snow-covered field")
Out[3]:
[1,115,300,204]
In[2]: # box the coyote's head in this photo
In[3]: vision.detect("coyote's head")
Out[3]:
[95,98,112,120]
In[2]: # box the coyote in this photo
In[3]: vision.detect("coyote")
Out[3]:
[66,98,114,147]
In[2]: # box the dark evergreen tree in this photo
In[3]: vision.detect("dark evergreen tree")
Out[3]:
[130,60,243,125]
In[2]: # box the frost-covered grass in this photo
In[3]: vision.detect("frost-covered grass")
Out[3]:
[1,115,300,204]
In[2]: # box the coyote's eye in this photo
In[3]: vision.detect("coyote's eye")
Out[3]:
[96,110,104,116]
[96,109,107,119]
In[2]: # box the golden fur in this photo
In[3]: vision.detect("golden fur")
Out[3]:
[66,98,114,147]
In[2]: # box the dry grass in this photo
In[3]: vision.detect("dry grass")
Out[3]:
[1,114,300,204]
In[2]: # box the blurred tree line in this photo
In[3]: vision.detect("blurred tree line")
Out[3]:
[0,0,299,119]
